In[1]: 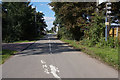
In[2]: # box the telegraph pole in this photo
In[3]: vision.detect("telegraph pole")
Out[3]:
[105,1,112,41]
[35,6,37,28]
[35,6,37,35]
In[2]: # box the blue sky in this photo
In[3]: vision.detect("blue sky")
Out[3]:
[30,2,55,30]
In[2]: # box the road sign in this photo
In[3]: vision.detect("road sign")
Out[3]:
[107,7,111,9]
[105,22,109,25]
[107,11,111,14]
[106,2,111,5]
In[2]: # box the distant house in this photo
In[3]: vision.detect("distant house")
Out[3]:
[109,19,120,40]
[109,27,120,40]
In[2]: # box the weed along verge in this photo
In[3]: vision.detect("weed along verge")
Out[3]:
[1,49,18,64]
[61,39,119,70]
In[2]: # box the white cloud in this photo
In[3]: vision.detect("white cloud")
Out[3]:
[47,22,54,30]
[99,0,108,4]
[49,6,53,10]
[47,21,54,24]
[32,5,35,9]
[44,16,55,30]
[40,11,43,13]
[40,4,44,6]
[44,17,55,21]
[30,0,51,2]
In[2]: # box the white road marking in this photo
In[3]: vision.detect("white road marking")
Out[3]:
[49,65,60,78]
[49,44,51,47]
[41,60,50,74]
[48,38,52,53]
[41,36,61,79]
[41,60,61,79]
[49,43,52,51]
[49,39,50,42]
[53,41,56,43]
[41,60,46,64]
[42,64,47,68]
[50,48,52,51]
[44,68,50,74]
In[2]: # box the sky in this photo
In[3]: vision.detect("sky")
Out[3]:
[30,2,55,30]
[99,0,107,4]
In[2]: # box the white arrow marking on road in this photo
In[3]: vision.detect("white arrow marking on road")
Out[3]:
[44,68,50,74]
[41,60,46,64]
[49,65,60,78]
[41,60,61,79]
[41,60,50,74]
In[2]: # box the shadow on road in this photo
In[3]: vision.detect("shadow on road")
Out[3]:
[16,36,81,56]
[2,43,34,51]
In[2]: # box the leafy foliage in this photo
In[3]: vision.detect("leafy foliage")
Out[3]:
[49,2,96,40]
[50,2,120,48]
[2,2,47,42]
[57,27,73,40]
[83,13,105,46]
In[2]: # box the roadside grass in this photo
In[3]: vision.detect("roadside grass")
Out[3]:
[13,40,34,43]
[61,39,119,69]
[0,49,17,64]
[12,35,44,43]
[34,35,44,40]
[1,35,45,64]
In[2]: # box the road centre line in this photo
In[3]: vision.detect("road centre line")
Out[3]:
[48,37,52,53]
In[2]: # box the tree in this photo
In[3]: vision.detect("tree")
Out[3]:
[36,12,47,35]
[2,2,47,42]
[49,2,96,40]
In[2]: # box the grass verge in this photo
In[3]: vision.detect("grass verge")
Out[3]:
[12,35,44,43]
[13,40,35,43]
[0,49,17,64]
[61,39,118,70]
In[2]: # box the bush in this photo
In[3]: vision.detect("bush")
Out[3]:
[107,37,115,48]
[80,38,96,47]
[81,37,119,48]
[95,37,119,48]
[114,37,119,48]
[83,13,105,46]
[57,27,73,40]
[96,37,105,48]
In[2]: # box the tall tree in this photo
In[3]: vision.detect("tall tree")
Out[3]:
[2,2,47,42]
[49,2,96,40]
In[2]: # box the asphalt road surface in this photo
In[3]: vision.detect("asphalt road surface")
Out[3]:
[2,34,118,79]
